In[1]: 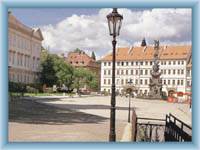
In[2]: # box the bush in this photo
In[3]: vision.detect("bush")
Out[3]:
[9,82,42,94]
[26,86,39,93]
[27,83,43,92]
[9,82,26,93]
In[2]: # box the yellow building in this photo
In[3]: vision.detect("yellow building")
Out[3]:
[8,12,43,83]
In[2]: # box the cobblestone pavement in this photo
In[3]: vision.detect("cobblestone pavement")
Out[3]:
[9,96,192,142]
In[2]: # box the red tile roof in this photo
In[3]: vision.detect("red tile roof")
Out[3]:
[101,45,192,61]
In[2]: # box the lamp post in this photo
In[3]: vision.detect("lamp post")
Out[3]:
[107,8,123,142]
[127,79,133,123]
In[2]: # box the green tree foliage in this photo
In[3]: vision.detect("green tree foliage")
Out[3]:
[91,51,96,60]
[40,50,98,92]
[40,53,58,87]
[73,68,98,93]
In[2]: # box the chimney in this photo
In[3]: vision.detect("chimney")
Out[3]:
[141,38,147,47]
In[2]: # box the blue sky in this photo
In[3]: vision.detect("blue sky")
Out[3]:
[9,8,192,59]
[10,8,100,27]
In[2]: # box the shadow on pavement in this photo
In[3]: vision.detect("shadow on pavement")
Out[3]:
[49,103,137,111]
[9,99,108,125]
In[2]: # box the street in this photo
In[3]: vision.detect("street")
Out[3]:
[9,96,191,142]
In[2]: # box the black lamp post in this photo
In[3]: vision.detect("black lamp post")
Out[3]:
[127,79,133,123]
[107,8,123,142]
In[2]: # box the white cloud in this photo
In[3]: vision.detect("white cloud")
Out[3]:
[41,8,191,59]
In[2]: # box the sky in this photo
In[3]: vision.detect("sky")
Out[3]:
[10,8,192,59]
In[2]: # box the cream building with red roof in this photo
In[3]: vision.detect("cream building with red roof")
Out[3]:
[100,43,192,98]
[8,12,43,83]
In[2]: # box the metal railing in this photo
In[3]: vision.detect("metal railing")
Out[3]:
[165,113,192,141]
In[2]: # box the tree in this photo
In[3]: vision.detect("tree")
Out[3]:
[74,48,82,53]
[73,68,98,94]
[40,50,74,89]
[54,58,74,91]
[91,51,96,60]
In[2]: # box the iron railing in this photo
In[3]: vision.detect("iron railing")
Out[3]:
[165,113,192,142]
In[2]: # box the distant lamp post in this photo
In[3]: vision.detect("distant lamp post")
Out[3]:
[127,79,133,123]
[107,8,123,142]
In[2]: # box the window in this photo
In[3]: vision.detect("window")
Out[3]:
[117,62,120,66]
[150,61,153,65]
[108,79,111,84]
[135,79,138,85]
[164,61,166,65]
[161,61,163,65]
[187,81,190,86]
[117,70,120,75]
[145,70,148,75]
[117,79,119,85]
[12,52,15,64]
[178,61,180,65]
[173,70,176,75]
[168,70,171,75]
[181,80,184,85]
[140,70,143,75]
[131,62,134,66]
[104,79,106,84]
[164,70,166,74]
[145,61,148,65]
[169,61,171,65]
[177,70,180,75]
[126,70,128,75]
[104,62,106,66]
[136,70,138,75]
[140,79,143,85]
[126,79,128,84]
[121,70,124,75]
[164,80,166,84]
[140,62,143,65]
[181,70,184,74]
[173,61,176,65]
[108,70,111,75]
[145,79,148,85]
[121,62,124,66]
[121,79,124,85]
[177,80,180,85]
[173,80,175,85]
[187,70,190,76]
[181,61,184,65]
[104,70,106,75]
[9,52,12,63]
[108,62,111,66]
[168,80,170,85]
[126,62,128,66]
[136,62,138,65]
[144,90,147,94]
[131,70,133,75]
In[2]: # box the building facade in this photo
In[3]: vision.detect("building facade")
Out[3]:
[65,50,100,91]
[8,12,43,83]
[100,45,192,97]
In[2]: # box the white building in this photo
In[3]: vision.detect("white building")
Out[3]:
[100,44,192,97]
[8,12,43,83]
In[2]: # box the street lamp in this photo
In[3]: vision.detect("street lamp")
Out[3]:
[127,79,133,123]
[107,8,123,142]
